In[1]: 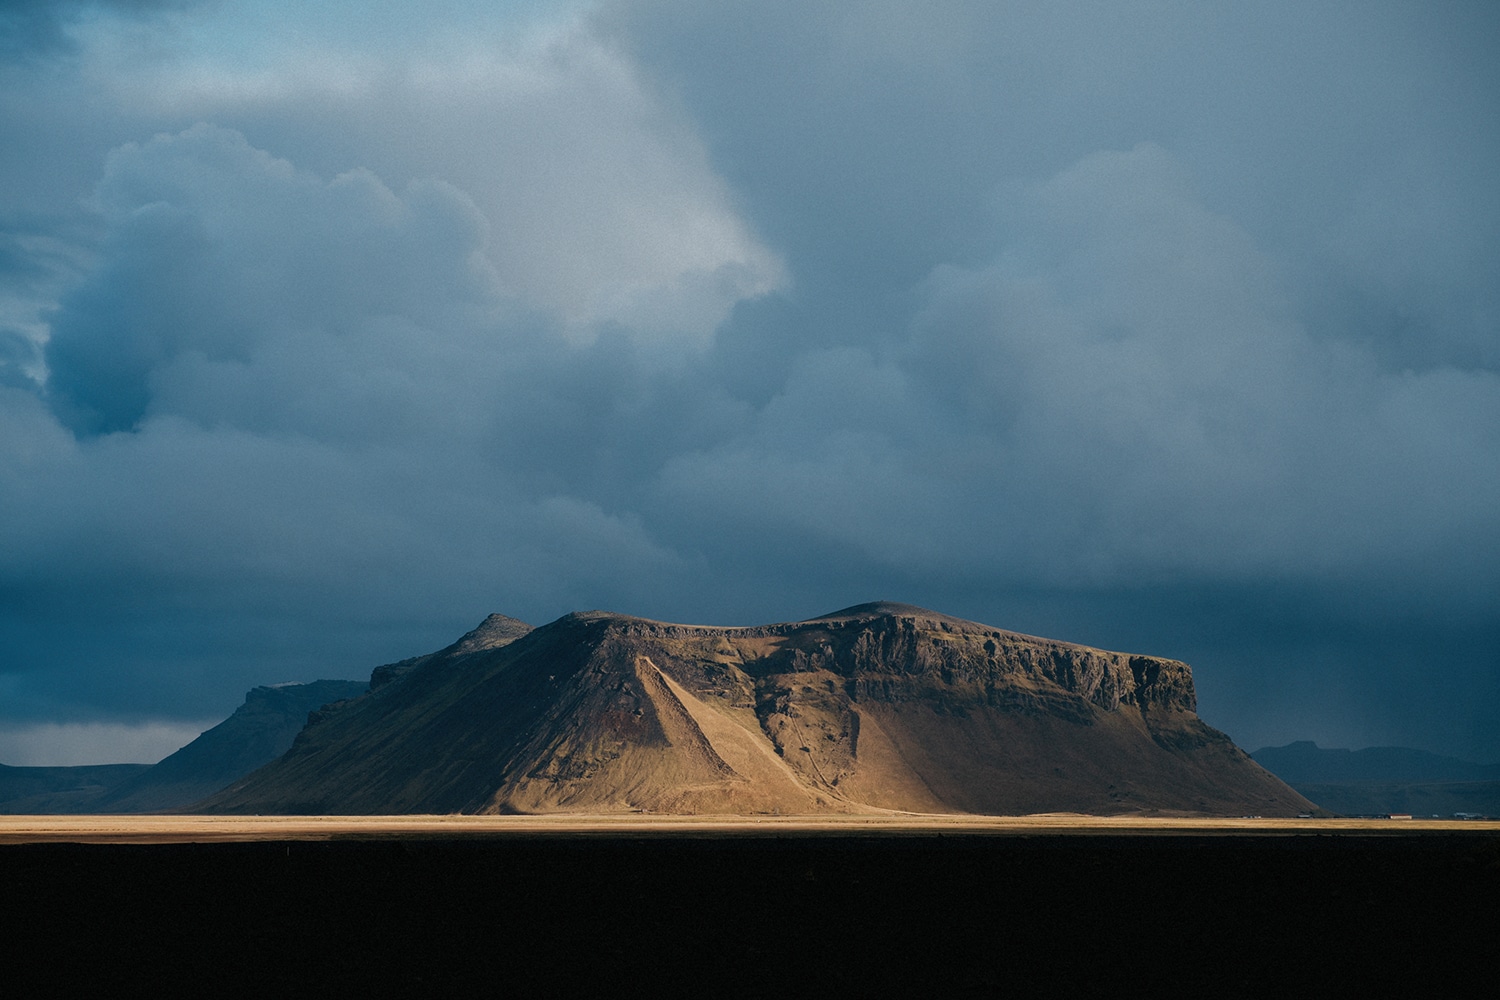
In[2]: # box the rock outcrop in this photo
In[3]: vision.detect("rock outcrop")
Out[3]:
[201,602,1311,816]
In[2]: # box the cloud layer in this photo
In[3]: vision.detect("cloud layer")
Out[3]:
[2,0,1497,762]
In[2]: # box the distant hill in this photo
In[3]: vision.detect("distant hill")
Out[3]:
[0,763,150,814]
[202,602,1311,816]
[1251,741,1500,784]
[1251,741,1500,817]
[88,679,369,812]
[0,678,367,813]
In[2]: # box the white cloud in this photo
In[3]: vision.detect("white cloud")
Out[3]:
[64,8,786,346]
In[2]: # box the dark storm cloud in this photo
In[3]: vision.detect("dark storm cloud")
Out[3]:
[606,0,1500,367]
[44,124,504,435]
[0,328,40,387]
[1,1,1496,763]
[0,0,191,59]
[1,0,93,58]
[600,0,1500,758]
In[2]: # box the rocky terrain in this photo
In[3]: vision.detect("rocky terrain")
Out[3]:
[203,602,1311,816]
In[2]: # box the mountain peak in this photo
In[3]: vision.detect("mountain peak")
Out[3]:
[808,600,948,621]
[451,613,533,655]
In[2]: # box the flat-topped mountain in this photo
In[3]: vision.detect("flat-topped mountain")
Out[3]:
[201,603,1311,816]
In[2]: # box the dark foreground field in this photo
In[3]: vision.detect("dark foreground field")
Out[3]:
[6,829,1496,997]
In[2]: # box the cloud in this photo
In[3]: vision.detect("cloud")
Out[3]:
[44,123,506,436]
[649,143,1500,610]
[1,1,1497,764]
[0,328,41,387]
[77,13,786,343]
[905,143,1500,594]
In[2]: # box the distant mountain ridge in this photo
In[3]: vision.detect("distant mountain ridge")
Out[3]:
[1251,741,1500,784]
[0,678,367,813]
[88,678,369,812]
[201,602,1311,816]
[0,763,150,813]
[1251,741,1500,817]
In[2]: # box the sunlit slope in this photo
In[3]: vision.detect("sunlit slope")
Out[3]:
[201,603,1311,816]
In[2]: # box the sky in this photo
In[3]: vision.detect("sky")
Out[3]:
[1,0,1496,766]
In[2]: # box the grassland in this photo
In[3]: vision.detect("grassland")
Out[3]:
[3,811,1495,843]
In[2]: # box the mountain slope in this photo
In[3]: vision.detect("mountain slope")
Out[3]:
[1,679,368,813]
[202,602,1311,816]
[0,763,150,814]
[86,678,369,812]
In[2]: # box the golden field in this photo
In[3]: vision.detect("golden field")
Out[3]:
[3,812,1496,843]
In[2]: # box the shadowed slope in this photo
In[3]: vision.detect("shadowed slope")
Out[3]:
[0,680,369,813]
[202,604,1311,816]
[89,679,370,812]
[0,763,150,813]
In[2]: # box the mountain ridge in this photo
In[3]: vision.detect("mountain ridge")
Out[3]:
[0,678,367,813]
[1252,741,1500,784]
[1251,740,1500,817]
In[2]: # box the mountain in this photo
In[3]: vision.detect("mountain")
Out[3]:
[86,678,369,812]
[0,763,150,814]
[1252,741,1500,817]
[1251,741,1500,784]
[201,602,1310,816]
[0,678,367,813]
[368,613,533,690]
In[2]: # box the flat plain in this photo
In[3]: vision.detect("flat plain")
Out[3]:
[3,811,1498,843]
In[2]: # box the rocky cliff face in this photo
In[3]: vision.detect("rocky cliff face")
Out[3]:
[201,602,1311,816]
